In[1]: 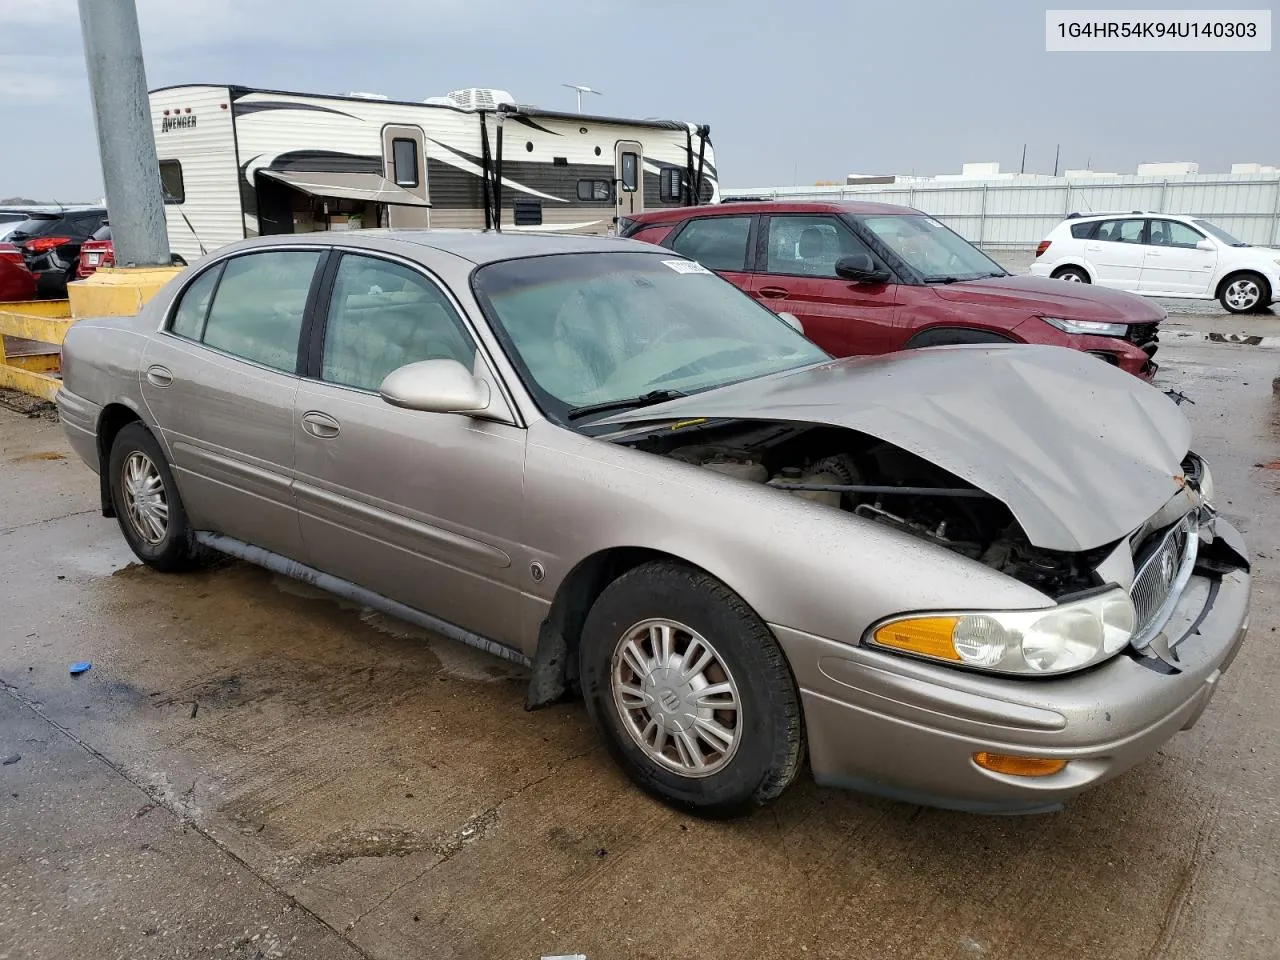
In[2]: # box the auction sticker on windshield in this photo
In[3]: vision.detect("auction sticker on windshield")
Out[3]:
[662,259,712,275]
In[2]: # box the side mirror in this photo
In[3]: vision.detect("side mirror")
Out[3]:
[777,311,804,333]
[834,253,889,283]
[380,358,491,414]
[1196,239,1215,252]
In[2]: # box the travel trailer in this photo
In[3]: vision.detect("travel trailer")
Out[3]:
[149,84,718,262]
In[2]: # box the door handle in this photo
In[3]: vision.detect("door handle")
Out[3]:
[301,410,341,439]
[758,286,789,299]
[145,364,173,387]
[1146,252,1161,257]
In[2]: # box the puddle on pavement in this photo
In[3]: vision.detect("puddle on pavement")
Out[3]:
[270,573,527,682]
[359,609,527,682]
[57,540,142,579]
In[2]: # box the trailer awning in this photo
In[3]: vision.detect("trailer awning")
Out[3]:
[258,170,431,207]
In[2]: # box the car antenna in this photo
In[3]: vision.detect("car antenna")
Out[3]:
[177,208,207,256]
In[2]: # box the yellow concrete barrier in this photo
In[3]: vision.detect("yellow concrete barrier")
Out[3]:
[0,266,183,402]
[66,265,183,320]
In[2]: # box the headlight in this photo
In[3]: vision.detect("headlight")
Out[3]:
[1195,459,1214,507]
[1041,316,1128,337]
[867,588,1135,676]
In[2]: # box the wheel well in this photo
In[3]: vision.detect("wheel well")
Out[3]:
[524,546,706,710]
[905,326,1017,349]
[95,404,143,517]
[1216,270,1272,301]
[1050,263,1089,280]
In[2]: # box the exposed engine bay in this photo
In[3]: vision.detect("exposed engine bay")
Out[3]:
[620,420,1115,598]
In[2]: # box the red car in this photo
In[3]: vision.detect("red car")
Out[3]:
[620,200,1161,379]
[0,242,37,302]
[75,224,114,279]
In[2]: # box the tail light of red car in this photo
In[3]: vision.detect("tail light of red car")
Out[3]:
[77,239,114,279]
[0,242,25,266]
[1035,241,1051,258]
[23,235,74,254]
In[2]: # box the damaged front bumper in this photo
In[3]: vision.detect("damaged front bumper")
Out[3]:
[772,517,1251,814]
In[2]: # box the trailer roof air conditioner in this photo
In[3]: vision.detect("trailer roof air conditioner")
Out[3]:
[441,88,517,111]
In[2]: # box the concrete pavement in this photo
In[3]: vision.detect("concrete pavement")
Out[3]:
[1,339,1278,960]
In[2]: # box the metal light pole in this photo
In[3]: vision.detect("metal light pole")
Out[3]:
[77,0,169,267]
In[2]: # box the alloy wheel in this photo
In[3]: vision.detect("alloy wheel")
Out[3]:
[1224,278,1261,311]
[611,618,742,777]
[121,451,169,544]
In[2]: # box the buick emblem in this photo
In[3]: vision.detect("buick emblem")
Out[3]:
[1160,551,1176,587]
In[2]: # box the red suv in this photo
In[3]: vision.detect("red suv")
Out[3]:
[620,200,1161,379]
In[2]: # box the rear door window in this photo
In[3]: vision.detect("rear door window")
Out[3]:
[669,216,752,272]
[1093,219,1145,244]
[199,251,323,372]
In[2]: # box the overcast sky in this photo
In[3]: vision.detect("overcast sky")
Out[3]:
[1,0,1277,200]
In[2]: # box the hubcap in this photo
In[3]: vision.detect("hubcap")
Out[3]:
[611,618,741,777]
[1225,279,1260,310]
[121,451,169,545]
[1060,272,1083,282]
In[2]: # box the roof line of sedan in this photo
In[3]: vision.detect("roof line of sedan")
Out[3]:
[360,229,648,264]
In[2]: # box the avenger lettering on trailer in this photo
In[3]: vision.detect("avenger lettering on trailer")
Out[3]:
[160,114,197,132]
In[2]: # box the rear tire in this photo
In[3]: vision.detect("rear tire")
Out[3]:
[107,422,206,572]
[579,561,804,818]
[1218,272,1270,314]
[1052,266,1090,283]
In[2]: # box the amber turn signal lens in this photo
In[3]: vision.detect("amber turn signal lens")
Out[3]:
[872,616,962,661]
[973,752,1068,777]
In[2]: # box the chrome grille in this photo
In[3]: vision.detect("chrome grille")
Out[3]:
[1130,514,1198,645]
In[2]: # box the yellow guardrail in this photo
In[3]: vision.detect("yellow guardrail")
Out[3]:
[0,266,183,403]
[0,300,73,402]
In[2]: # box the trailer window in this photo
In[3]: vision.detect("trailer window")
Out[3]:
[159,159,185,204]
[577,179,613,202]
[620,152,639,193]
[392,138,419,188]
[659,168,684,203]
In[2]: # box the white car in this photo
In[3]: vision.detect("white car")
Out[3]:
[1030,213,1280,314]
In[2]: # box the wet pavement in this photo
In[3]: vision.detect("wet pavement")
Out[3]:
[2,339,1278,960]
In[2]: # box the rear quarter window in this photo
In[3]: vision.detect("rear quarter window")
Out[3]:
[1070,221,1099,239]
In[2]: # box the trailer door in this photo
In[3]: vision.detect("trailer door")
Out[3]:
[382,125,429,228]
[615,140,644,225]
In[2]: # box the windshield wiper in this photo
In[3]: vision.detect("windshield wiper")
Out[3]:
[923,276,962,284]
[566,388,686,421]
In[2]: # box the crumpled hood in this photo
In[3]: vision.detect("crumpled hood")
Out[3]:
[932,274,1167,323]
[601,344,1191,552]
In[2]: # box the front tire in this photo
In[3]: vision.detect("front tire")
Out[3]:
[579,561,805,818]
[107,422,205,572]
[1052,265,1090,283]
[1219,272,1271,314]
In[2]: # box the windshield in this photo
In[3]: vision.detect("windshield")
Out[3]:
[472,251,829,425]
[858,214,1006,281]
[1193,219,1248,247]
